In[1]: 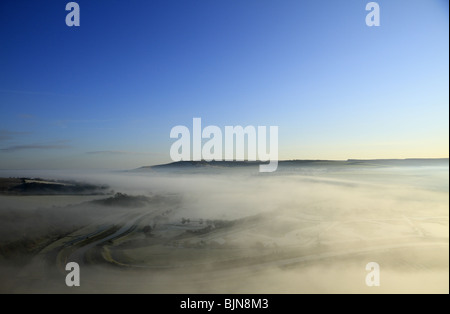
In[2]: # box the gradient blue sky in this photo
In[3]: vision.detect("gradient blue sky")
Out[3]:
[0,0,448,169]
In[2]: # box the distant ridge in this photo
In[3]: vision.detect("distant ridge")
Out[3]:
[134,158,448,172]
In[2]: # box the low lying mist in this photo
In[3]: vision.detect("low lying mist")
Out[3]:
[0,161,448,293]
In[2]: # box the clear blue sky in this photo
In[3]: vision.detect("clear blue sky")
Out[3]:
[0,0,448,169]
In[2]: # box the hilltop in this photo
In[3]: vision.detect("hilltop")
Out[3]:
[134,158,449,173]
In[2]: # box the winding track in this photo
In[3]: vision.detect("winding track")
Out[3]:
[68,213,149,266]
[11,212,448,293]
[62,213,449,274]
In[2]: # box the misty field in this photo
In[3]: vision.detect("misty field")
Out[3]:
[0,160,448,293]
